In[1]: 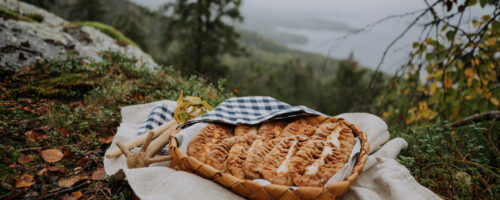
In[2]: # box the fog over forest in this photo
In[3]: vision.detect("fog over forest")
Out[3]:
[130,0,489,73]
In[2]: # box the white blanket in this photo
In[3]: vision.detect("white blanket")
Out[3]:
[104,100,441,200]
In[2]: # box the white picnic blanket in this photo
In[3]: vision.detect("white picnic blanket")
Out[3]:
[104,100,441,200]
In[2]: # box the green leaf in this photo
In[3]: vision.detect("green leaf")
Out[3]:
[412,42,420,48]
[441,24,448,32]
[446,30,456,41]
[467,0,478,6]
[179,112,188,123]
[479,0,487,7]
[425,53,435,61]
[492,21,500,32]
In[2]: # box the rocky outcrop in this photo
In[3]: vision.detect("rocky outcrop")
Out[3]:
[0,0,158,68]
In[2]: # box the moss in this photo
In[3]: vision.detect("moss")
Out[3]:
[70,21,141,49]
[25,13,44,22]
[14,73,98,99]
[0,7,43,22]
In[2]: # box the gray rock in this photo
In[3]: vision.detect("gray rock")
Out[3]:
[0,0,158,69]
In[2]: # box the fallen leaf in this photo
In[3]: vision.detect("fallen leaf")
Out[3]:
[62,190,83,200]
[37,134,49,140]
[72,191,83,199]
[40,149,64,163]
[91,168,106,180]
[15,174,35,188]
[98,136,114,144]
[25,98,33,104]
[1,182,13,190]
[48,166,67,174]
[38,168,48,176]
[8,164,16,168]
[23,106,33,112]
[58,175,85,188]
[133,93,144,101]
[18,155,34,164]
[62,191,83,200]
[24,130,37,141]
[57,127,70,137]
[39,125,52,133]
[77,158,89,165]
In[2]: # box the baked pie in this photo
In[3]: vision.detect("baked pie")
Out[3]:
[187,117,357,187]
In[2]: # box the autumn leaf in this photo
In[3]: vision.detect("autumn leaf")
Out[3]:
[24,130,37,141]
[48,166,67,174]
[16,174,35,188]
[58,175,86,188]
[91,168,106,180]
[62,191,83,200]
[444,77,453,88]
[39,125,52,133]
[486,37,497,46]
[429,82,438,95]
[18,155,34,164]
[41,149,64,163]
[38,168,48,176]
[57,127,70,137]
[23,106,33,112]
[490,97,499,106]
[98,136,114,144]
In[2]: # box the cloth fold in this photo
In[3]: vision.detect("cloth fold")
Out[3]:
[104,100,441,200]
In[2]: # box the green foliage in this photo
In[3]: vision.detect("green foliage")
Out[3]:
[393,121,499,199]
[377,5,500,125]
[321,56,377,114]
[162,0,245,78]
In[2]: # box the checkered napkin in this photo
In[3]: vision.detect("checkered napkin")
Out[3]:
[135,96,325,153]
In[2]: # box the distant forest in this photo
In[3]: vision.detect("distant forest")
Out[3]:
[22,0,383,115]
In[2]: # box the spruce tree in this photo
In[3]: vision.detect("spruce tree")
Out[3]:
[162,0,244,78]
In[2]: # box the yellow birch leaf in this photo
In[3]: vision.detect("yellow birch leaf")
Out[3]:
[418,102,428,111]
[464,68,475,77]
[451,130,455,137]
[444,77,452,88]
[429,82,438,95]
[471,59,480,66]
[490,97,499,106]
[487,37,497,46]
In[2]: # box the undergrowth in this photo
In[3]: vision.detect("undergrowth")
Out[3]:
[0,52,232,199]
[392,121,499,199]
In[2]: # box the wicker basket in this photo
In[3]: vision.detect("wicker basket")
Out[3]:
[168,116,370,200]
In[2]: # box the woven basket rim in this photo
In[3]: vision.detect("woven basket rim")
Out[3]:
[169,116,370,200]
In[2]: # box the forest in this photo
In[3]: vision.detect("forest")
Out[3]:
[0,0,498,199]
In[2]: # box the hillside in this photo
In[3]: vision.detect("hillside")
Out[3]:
[1,1,230,198]
[20,0,344,76]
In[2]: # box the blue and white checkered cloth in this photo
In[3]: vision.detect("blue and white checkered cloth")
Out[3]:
[135,96,325,153]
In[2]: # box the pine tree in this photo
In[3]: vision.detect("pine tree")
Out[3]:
[162,0,244,78]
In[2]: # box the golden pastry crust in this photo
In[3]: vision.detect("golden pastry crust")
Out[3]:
[205,136,240,172]
[187,124,233,163]
[281,119,318,137]
[257,121,287,140]
[243,138,280,179]
[261,135,309,185]
[186,116,358,187]
[234,125,258,136]
[312,122,355,152]
[290,140,346,187]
